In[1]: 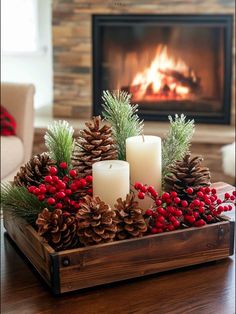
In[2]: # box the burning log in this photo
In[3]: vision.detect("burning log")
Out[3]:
[158,69,201,92]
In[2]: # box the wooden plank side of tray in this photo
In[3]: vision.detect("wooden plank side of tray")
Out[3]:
[57,220,234,293]
[3,211,54,288]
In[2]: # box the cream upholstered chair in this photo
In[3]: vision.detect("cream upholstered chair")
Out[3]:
[1,83,35,181]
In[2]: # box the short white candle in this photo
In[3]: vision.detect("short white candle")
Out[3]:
[92,160,130,207]
[126,135,162,208]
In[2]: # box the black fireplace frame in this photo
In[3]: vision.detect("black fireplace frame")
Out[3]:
[92,14,233,124]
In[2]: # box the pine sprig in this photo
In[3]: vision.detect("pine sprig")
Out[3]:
[1,183,52,224]
[102,90,144,160]
[44,120,74,167]
[162,114,195,178]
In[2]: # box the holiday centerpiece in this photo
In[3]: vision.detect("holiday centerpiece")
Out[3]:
[1,90,235,294]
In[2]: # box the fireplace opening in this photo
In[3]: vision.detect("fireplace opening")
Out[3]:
[93,15,233,124]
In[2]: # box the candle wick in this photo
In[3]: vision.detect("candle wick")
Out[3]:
[142,134,145,142]
[109,164,112,169]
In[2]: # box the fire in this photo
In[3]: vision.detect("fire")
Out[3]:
[130,45,199,101]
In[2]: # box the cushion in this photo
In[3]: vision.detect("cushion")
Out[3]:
[1,136,24,179]
[0,105,17,136]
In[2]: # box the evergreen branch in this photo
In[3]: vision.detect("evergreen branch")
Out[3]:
[162,114,195,178]
[1,183,52,224]
[44,120,74,166]
[102,90,144,160]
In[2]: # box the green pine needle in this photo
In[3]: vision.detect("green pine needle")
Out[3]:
[1,183,52,224]
[44,120,74,166]
[162,114,195,178]
[102,90,144,160]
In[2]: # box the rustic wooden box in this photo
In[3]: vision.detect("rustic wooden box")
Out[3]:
[3,211,234,295]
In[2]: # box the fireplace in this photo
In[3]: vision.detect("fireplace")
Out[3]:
[92,15,233,124]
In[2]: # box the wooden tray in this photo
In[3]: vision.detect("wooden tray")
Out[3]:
[3,210,234,295]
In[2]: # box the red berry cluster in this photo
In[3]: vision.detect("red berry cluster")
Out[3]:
[28,162,93,212]
[134,182,236,234]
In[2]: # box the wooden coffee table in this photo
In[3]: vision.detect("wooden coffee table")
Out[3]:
[1,182,235,314]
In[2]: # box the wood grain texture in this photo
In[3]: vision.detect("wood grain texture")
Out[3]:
[2,183,235,295]
[52,0,235,121]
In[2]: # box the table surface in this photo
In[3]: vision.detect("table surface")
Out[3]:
[1,182,235,314]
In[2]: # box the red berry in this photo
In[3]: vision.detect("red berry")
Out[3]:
[38,195,45,201]
[80,179,87,188]
[56,191,66,199]
[140,185,147,193]
[233,191,236,196]
[223,205,229,211]
[204,198,211,205]
[39,186,47,194]
[198,207,205,214]
[195,219,206,227]
[62,176,70,183]
[151,228,158,234]
[173,220,180,228]
[205,187,211,193]
[65,189,72,195]
[181,200,188,208]
[28,186,36,193]
[59,162,67,169]
[175,209,183,217]
[217,199,222,204]
[145,209,153,216]
[33,188,40,195]
[186,187,193,195]
[87,188,93,194]
[193,211,199,218]
[167,224,175,231]
[155,221,164,228]
[167,206,175,214]
[211,188,217,194]
[225,193,230,199]
[174,197,181,204]
[49,186,56,194]
[217,205,223,212]
[138,192,145,199]
[170,191,177,198]
[185,215,195,224]
[52,175,59,182]
[58,181,66,190]
[55,203,63,209]
[49,166,58,175]
[85,175,93,183]
[207,214,213,221]
[157,215,165,224]
[156,228,164,233]
[134,182,143,190]
[162,192,170,200]
[156,199,162,206]
[228,205,232,210]
[193,199,200,207]
[47,197,56,205]
[70,183,77,192]
[44,175,52,183]
[197,191,204,198]
[74,202,81,209]
[157,207,166,216]
[69,169,77,177]
[166,198,172,204]
[230,195,235,201]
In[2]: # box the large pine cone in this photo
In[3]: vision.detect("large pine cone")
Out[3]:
[164,154,211,199]
[114,194,147,240]
[71,116,118,177]
[36,208,79,251]
[77,195,117,246]
[14,152,54,187]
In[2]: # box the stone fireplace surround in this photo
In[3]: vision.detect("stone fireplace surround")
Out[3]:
[52,0,235,124]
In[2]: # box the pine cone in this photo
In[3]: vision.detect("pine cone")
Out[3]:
[14,152,54,187]
[164,154,211,200]
[77,195,117,246]
[114,194,147,240]
[36,208,79,251]
[72,116,118,177]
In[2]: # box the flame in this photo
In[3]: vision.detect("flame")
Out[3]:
[130,45,197,101]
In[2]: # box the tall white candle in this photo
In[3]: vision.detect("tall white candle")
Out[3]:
[126,135,162,208]
[92,160,130,207]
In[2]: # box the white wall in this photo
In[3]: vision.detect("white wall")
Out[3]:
[1,0,53,110]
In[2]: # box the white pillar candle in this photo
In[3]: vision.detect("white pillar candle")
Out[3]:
[126,135,162,208]
[92,160,130,207]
